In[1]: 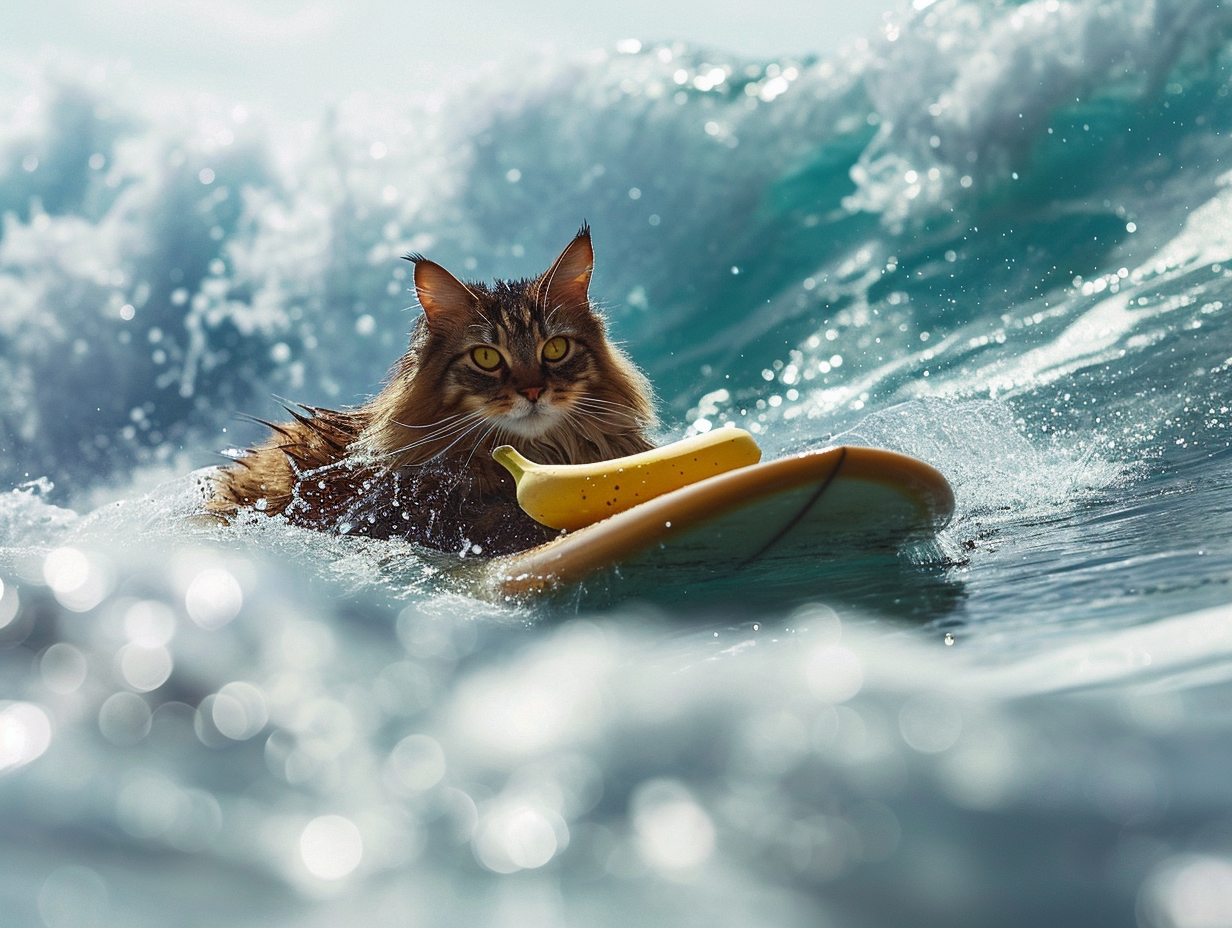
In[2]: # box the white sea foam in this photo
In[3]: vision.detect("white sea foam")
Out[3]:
[849,0,1232,222]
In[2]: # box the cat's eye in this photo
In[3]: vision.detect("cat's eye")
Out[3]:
[471,346,504,371]
[542,336,570,363]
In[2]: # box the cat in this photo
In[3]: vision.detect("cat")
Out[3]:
[206,225,657,556]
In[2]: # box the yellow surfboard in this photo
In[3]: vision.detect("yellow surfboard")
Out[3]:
[464,445,954,606]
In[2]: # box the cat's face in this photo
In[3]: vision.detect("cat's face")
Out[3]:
[437,282,606,440]
[408,228,649,449]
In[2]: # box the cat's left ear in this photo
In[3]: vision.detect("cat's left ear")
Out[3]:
[535,223,593,311]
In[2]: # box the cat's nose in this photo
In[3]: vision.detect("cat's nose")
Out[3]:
[519,385,544,403]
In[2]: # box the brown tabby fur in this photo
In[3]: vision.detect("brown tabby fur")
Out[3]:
[207,226,657,555]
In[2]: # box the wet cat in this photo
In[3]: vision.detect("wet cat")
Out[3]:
[206,225,657,556]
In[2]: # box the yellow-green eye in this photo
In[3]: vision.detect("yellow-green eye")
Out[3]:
[542,336,570,363]
[471,345,503,371]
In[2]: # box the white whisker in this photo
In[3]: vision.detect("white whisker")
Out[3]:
[417,417,492,464]
[463,421,504,471]
[390,412,485,451]
[393,411,472,431]
[567,406,628,428]
[387,410,488,457]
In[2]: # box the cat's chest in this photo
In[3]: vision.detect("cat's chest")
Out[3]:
[336,459,547,553]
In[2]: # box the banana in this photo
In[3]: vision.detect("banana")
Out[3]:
[493,428,762,531]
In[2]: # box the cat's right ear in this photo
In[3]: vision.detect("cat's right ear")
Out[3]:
[405,254,478,332]
[535,224,593,312]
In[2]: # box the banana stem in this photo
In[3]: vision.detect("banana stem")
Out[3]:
[493,446,532,482]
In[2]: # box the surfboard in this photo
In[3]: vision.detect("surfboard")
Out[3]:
[460,445,955,607]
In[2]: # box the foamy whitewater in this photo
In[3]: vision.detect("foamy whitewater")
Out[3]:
[3,0,1232,924]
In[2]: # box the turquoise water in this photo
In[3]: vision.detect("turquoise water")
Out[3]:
[4,0,1232,924]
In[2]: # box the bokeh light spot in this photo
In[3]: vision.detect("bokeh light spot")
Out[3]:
[300,815,363,880]
[1141,854,1232,928]
[0,578,18,629]
[632,779,715,871]
[387,734,446,792]
[473,804,565,873]
[0,701,53,771]
[119,644,173,692]
[98,692,152,746]
[38,866,108,928]
[899,693,963,753]
[211,682,268,740]
[124,600,177,645]
[41,643,88,695]
[185,568,242,630]
[805,645,863,703]
[43,548,108,612]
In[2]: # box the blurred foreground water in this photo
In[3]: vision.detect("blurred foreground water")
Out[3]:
[5,0,1232,924]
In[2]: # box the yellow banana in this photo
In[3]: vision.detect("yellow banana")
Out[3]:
[493,428,762,531]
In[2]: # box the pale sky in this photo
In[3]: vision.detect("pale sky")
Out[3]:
[4,0,889,114]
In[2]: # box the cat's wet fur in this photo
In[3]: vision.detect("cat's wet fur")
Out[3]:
[207,226,656,555]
